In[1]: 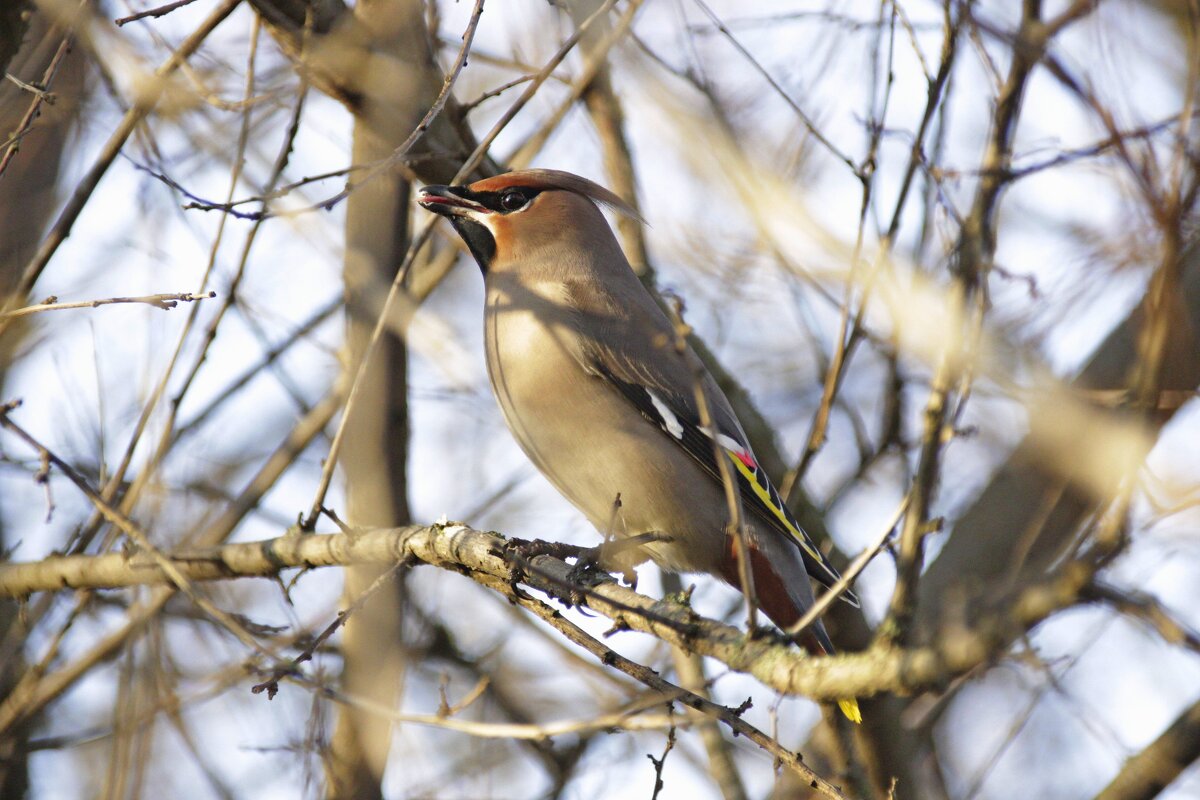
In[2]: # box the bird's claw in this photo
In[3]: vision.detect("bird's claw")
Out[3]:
[565,545,609,586]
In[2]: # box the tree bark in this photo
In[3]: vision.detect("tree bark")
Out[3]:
[1094,696,1200,800]
[323,0,430,795]
[0,8,87,796]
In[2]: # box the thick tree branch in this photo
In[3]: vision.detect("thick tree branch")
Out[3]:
[0,523,1100,704]
[1094,696,1200,800]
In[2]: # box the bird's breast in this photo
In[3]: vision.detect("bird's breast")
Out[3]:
[483,279,591,436]
[484,278,579,389]
[480,278,729,574]
[483,278,607,503]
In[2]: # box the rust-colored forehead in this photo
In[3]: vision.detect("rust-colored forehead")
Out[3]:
[466,172,557,193]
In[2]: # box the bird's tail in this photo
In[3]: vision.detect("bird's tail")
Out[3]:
[721,536,862,724]
[800,623,863,725]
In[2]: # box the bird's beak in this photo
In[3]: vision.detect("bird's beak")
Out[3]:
[418,185,489,217]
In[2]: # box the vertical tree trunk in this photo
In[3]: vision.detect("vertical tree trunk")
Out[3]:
[324,0,423,794]
[0,10,87,796]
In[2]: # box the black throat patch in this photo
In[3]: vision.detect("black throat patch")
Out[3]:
[449,217,496,272]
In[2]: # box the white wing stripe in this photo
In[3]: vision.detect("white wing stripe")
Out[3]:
[646,389,684,439]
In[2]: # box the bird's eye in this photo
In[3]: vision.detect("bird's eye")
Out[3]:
[499,190,528,211]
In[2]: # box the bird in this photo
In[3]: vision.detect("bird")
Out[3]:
[418,169,861,722]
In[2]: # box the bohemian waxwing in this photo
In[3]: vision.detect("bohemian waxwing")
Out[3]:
[418,169,861,722]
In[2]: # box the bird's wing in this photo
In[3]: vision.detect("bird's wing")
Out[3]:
[581,344,859,608]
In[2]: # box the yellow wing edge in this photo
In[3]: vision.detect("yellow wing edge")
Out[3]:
[725,454,863,726]
[725,453,824,564]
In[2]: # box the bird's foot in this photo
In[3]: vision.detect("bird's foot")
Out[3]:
[497,538,586,603]
[568,532,671,589]
[747,623,791,645]
[561,546,619,592]
[503,537,586,563]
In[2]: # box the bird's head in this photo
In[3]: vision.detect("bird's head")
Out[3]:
[418,169,643,273]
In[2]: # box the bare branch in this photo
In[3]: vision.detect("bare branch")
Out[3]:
[114,0,201,27]
[0,521,1108,704]
[1093,697,1200,800]
[0,0,242,335]
[0,291,216,319]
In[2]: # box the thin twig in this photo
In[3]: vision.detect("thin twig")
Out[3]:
[0,27,74,179]
[786,494,908,638]
[251,563,405,699]
[0,403,280,660]
[478,571,849,799]
[172,296,338,443]
[284,672,689,740]
[460,74,536,113]
[0,0,242,333]
[646,711,677,800]
[115,0,201,26]
[0,291,215,319]
[691,0,857,176]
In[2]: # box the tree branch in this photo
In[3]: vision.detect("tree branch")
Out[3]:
[0,291,215,319]
[0,0,242,334]
[0,522,1103,705]
[1093,696,1200,800]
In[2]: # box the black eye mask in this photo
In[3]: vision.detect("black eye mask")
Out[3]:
[471,187,542,213]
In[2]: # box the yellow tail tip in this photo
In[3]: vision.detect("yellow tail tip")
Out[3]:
[838,698,862,724]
